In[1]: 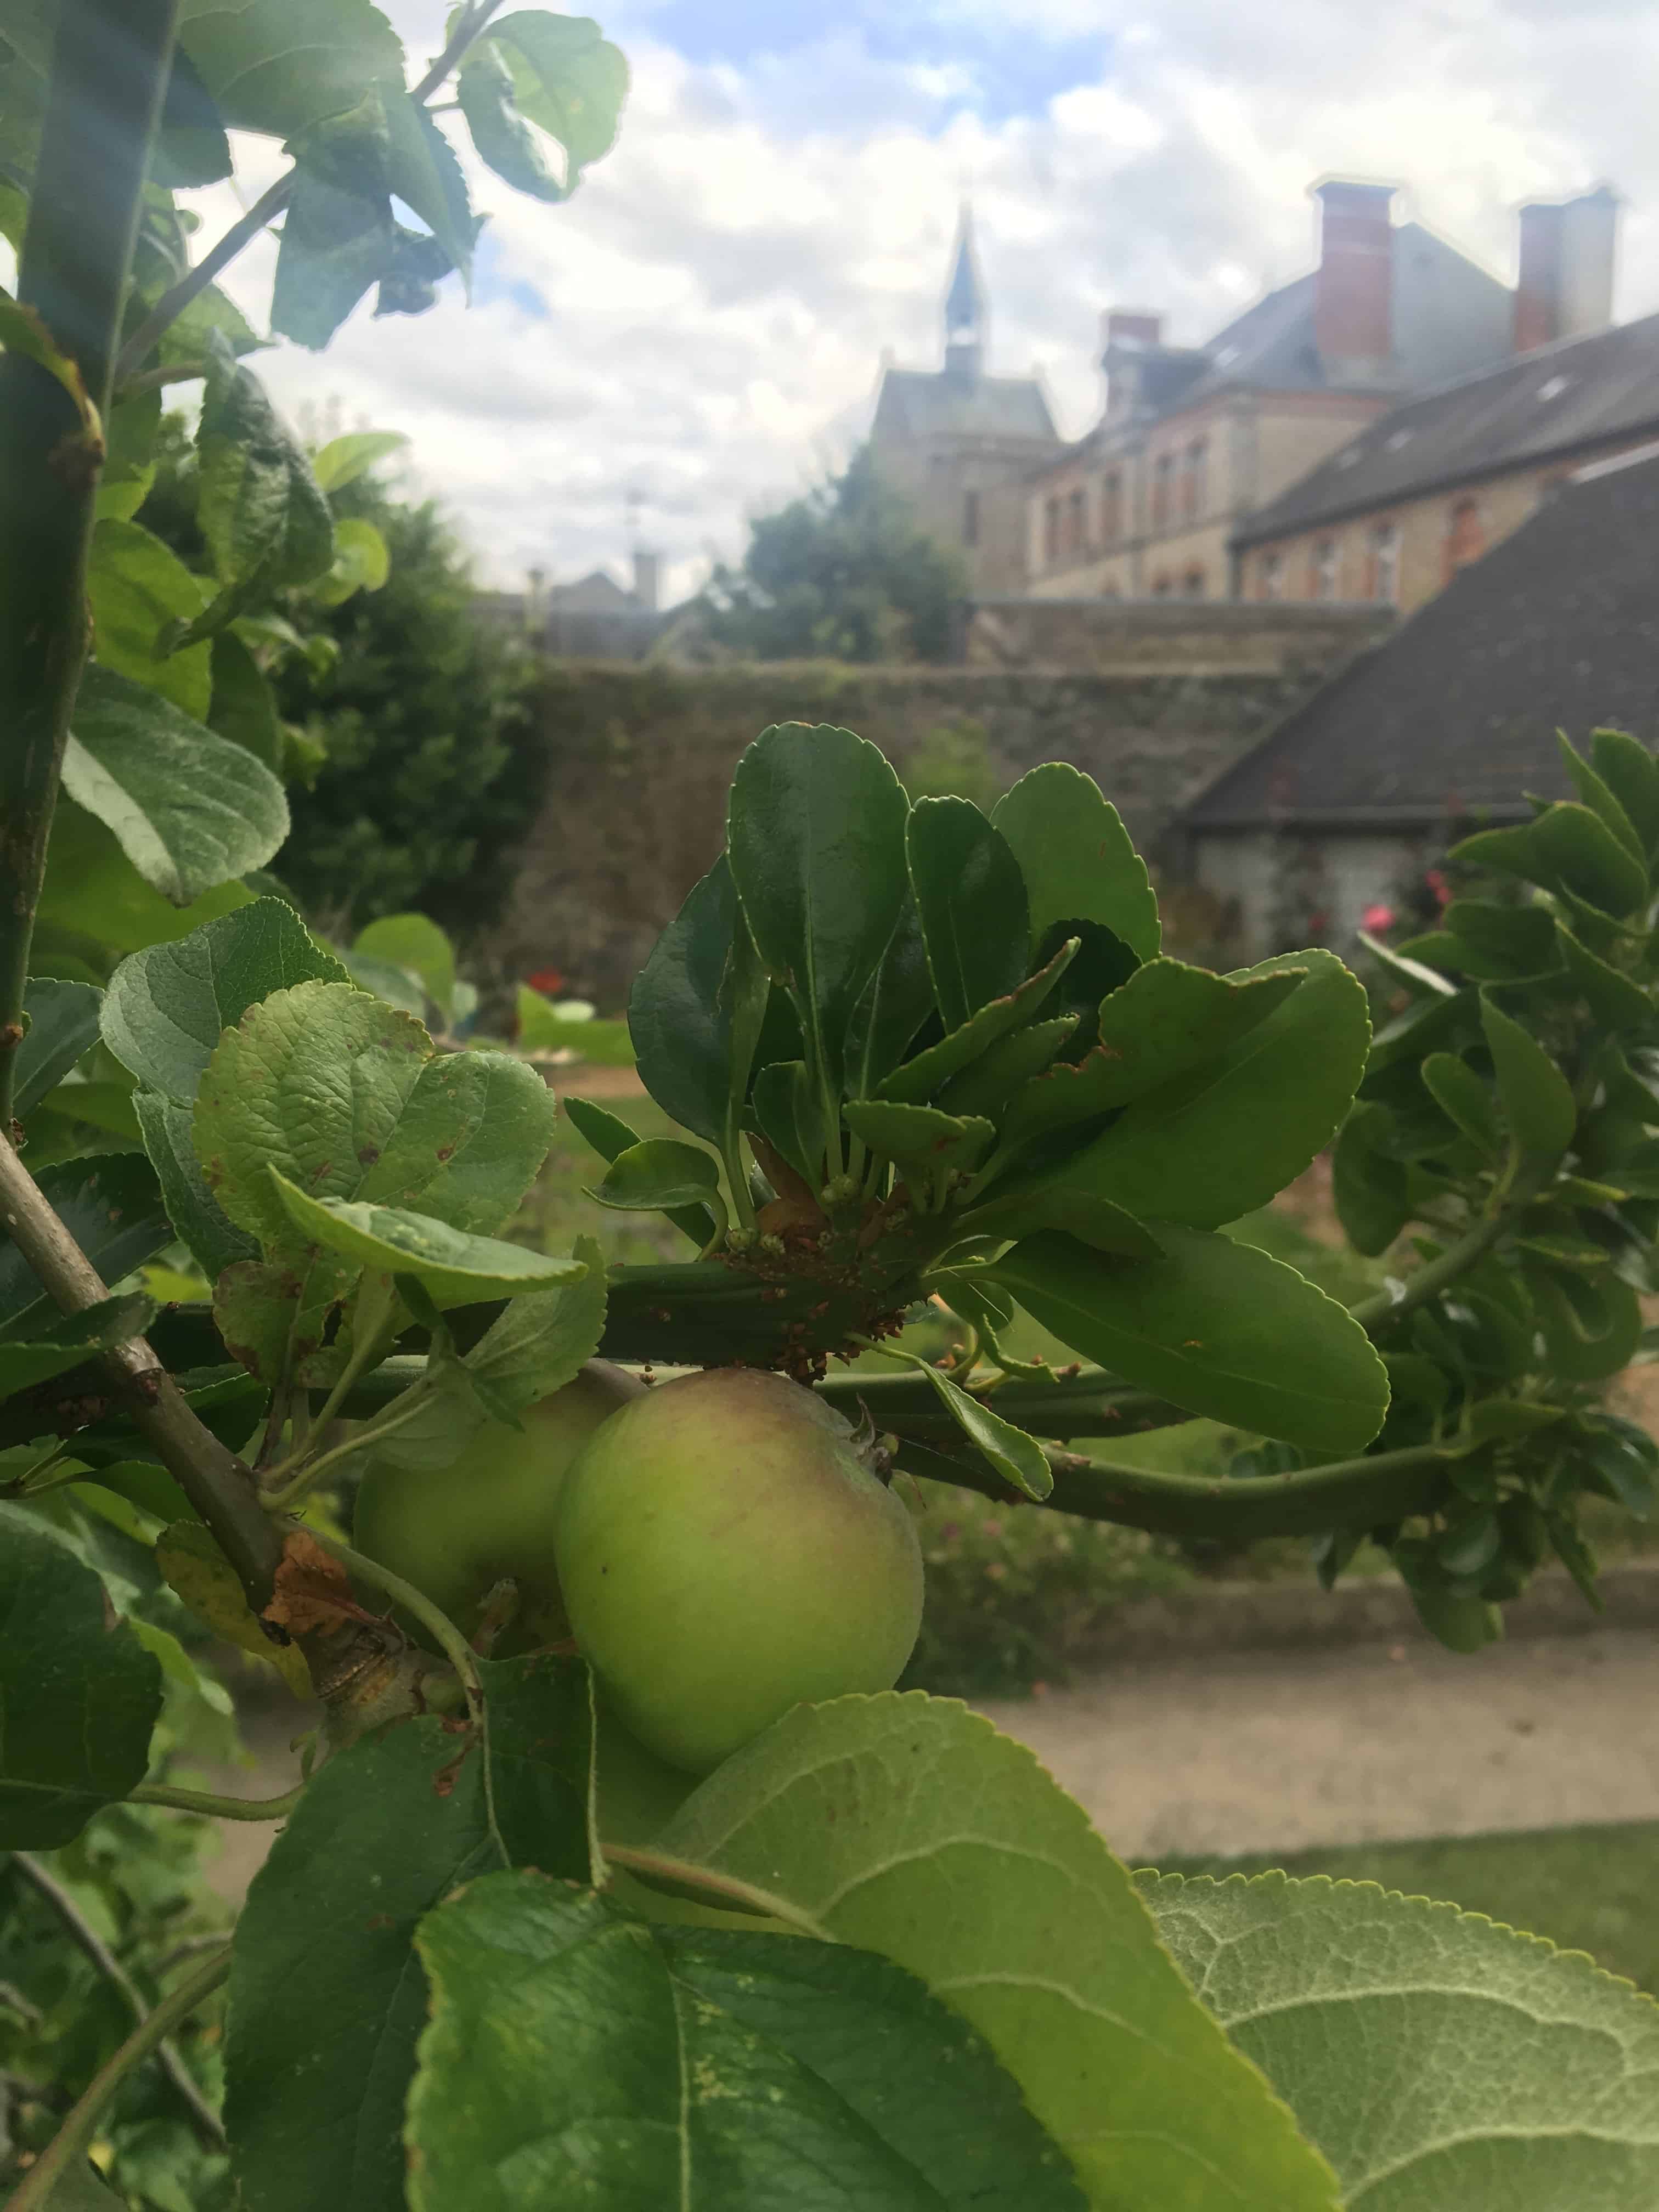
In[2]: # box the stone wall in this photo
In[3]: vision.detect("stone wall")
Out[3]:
[963,595,1393,674]
[487,653,1365,1006]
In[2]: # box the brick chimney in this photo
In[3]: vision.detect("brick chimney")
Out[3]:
[1102,308,1163,349]
[1312,178,1397,383]
[1515,185,1619,352]
[631,548,660,613]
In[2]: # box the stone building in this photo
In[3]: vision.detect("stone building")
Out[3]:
[475,548,668,659]
[868,210,1061,594]
[1232,196,1659,616]
[1023,179,1521,603]
[1180,439,1659,957]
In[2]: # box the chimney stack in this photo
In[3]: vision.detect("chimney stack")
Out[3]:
[1515,185,1619,352]
[631,548,661,614]
[1312,178,1397,384]
[525,565,548,631]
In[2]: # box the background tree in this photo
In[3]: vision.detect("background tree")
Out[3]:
[703,444,966,663]
[137,425,543,938]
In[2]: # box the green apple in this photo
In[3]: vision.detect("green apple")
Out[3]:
[555,1366,924,1774]
[352,1360,644,1655]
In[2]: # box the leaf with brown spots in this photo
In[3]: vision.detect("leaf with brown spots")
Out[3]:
[263,1527,363,1638]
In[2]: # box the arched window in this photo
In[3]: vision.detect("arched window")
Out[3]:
[1183,439,1208,521]
[1182,568,1205,598]
[1310,538,1339,601]
[1257,551,1284,602]
[1368,523,1401,604]
[1043,496,1060,566]
[963,489,980,546]
[1101,470,1122,543]
[1151,455,1175,531]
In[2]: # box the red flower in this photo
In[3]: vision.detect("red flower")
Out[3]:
[1424,869,1452,909]
[526,966,566,995]
[1361,901,1396,934]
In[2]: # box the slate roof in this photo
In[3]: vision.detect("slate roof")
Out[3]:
[871,366,1058,445]
[1236,309,1659,543]
[1184,443,1659,831]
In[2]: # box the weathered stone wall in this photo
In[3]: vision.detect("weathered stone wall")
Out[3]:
[488,656,1361,1006]
[964,596,1393,673]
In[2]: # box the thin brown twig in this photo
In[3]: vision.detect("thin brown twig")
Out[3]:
[9,1854,225,2148]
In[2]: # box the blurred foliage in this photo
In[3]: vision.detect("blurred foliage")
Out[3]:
[901,716,1001,810]
[701,446,966,664]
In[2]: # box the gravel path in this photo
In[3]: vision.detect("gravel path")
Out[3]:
[203,1627,1659,1900]
[977,1626,1659,1864]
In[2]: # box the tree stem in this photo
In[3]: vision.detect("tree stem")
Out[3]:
[132,1779,305,1821]
[9,1854,224,2150]
[5,1946,230,2212]
[0,1138,285,1605]
[894,1432,1452,1543]
[1348,1213,1508,1334]
[0,0,180,1121]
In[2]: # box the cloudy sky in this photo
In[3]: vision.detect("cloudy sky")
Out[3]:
[160,1,1659,594]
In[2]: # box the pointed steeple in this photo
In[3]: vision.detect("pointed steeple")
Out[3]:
[943,204,984,383]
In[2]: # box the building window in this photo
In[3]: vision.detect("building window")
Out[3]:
[1065,487,1085,560]
[1043,496,1060,566]
[1310,537,1339,601]
[963,489,980,547]
[1152,454,1175,531]
[1257,551,1284,602]
[1183,439,1207,522]
[1101,470,1122,544]
[1182,568,1205,598]
[1368,522,1400,604]
[1444,495,1484,581]
[1152,573,1172,598]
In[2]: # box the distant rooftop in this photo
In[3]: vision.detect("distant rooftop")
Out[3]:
[1185,442,1659,831]
[1235,308,1659,542]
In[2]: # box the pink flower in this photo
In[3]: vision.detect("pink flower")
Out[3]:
[1361,902,1396,934]
[1424,869,1452,909]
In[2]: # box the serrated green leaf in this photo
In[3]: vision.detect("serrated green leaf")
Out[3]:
[1421,1051,1503,1159]
[313,514,390,603]
[1589,729,1659,860]
[353,912,455,1020]
[207,627,285,771]
[0,1502,162,1846]
[589,1139,722,1220]
[873,936,1077,1105]
[727,723,911,1104]
[87,516,211,715]
[992,1224,1390,1453]
[992,761,1159,961]
[168,336,334,644]
[61,665,289,905]
[1330,1103,1409,1256]
[1558,730,1646,864]
[658,1695,1339,2211]
[1557,926,1654,1030]
[561,1095,715,1246]
[195,981,556,1249]
[14,977,101,1116]
[1440,898,1560,979]
[905,795,1029,1032]
[270,1171,585,1304]
[960,1183,1161,1258]
[0,1292,153,1400]
[1140,1870,1659,2208]
[408,1872,1085,2211]
[134,1091,257,1279]
[154,40,233,185]
[381,89,473,278]
[935,1016,1076,1120]
[841,1099,994,1187]
[1454,802,1648,919]
[844,893,934,1098]
[308,427,408,491]
[995,957,1305,1159]
[908,1362,1052,1499]
[224,1653,593,2212]
[629,856,744,1144]
[1480,995,1576,1156]
[1522,1260,1642,1381]
[177,0,405,141]
[1041,949,1370,1230]
[458,2,628,206]
[0,1155,172,1339]
[103,896,350,1102]
[271,93,394,350]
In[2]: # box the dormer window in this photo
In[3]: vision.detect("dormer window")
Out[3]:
[1385,428,1413,452]
[1536,374,1572,402]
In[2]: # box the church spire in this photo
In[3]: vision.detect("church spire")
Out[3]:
[943,204,984,382]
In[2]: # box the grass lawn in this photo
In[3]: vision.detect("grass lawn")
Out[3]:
[1161,1822,1659,1994]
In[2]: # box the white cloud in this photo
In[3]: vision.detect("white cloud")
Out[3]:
[152,0,1659,595]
